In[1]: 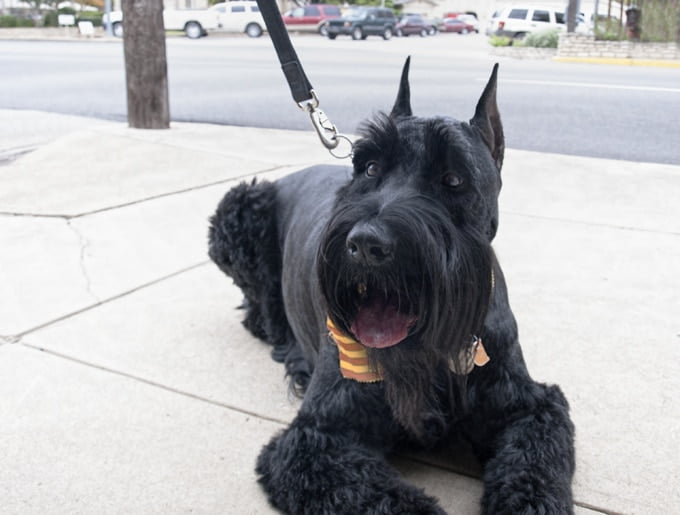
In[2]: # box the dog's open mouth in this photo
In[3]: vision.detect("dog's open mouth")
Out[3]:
[349,283,417,349]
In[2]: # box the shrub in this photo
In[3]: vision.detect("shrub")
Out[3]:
[77,11,103,27]
[523,28,559,48]
[488,35,513,46]
[595,17,624,41]
[640,0,680,42]
[43,7,77,27]
[0,15,35,28]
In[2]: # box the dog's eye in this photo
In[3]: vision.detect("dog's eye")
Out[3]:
[442,172,464,189]
[365,161,381,177]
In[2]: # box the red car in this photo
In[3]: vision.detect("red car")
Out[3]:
[282,4,342,36]
[395,14,430,37]
[439,17,475,34]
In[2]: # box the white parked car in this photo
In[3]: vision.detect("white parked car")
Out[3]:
[102,8,219,39]
[486,5,565,39]
[210,1,266,38]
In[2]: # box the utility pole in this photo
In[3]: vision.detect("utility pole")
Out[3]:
[122,0,170,129]
[566,0,581,32]
[104,0,113,37]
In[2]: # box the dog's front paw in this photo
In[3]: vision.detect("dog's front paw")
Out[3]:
[369,484,447,515]
[482,488,573,515]
[257,425,446,515]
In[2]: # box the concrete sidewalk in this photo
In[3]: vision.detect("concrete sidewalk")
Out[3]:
[1,109,678,514]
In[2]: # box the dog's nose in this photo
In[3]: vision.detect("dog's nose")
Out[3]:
[346,224,394,266]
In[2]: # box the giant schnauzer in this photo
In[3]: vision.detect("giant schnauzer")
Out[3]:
[208,58,575,514]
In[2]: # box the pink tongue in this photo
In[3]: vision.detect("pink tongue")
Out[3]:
[350,298,416,349]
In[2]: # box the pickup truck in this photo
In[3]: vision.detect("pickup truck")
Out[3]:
[102,8,219,39]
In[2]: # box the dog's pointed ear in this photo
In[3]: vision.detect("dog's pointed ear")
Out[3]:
[390,56,412,118]
[471,63,504,171]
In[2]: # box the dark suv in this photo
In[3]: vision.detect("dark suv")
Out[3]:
[326,7,396,40]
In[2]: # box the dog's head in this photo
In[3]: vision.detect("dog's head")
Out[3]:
[318,58,504,434]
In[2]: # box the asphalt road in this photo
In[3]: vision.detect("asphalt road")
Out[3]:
[1,35,679,164]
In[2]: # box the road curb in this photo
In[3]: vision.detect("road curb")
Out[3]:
[553,56,680,68]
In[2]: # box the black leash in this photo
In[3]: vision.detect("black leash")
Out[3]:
[255,0,352,158]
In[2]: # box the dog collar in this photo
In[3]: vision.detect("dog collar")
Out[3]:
[326,317,490,383]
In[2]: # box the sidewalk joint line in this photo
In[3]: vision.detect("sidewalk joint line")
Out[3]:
[16,261,210,338]
[503,210,680,236]
[401,454,620,514]
[0,166,285,220]
[20,342,290,427]
[398,454,482,480]
[0,211,67,219]
[0,335,21,345]
[572,501,625,514]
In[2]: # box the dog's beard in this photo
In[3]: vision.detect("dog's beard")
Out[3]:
[319,194,493,436]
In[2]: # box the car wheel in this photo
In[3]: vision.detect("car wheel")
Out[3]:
[245,23,262,38]
[382,27,393,40]
[514,32,527,40]
[461,28,468,35]
[396,28,403,37]
[428,26,437,35]
[185,21,203,39]
[420,28,428,37]
[327,33,337,40]
[318,23,328,37]
[112,21,123,38]
[351,26,363,40]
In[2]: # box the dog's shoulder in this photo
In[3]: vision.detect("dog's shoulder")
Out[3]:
[276,165,351,201]
[275,165,352,235]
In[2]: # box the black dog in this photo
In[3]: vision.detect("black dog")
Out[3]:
[208,59,575,514]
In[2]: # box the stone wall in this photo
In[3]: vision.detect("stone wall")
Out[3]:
[489,46,557,60]
[558,33,680,60]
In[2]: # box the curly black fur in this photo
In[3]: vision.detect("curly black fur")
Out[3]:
[208,59,575,514]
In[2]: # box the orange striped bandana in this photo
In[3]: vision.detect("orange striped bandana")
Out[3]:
[327,317,491,382]
[327,317,383,382]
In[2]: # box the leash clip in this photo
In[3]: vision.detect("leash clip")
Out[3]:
[298,90,353,159]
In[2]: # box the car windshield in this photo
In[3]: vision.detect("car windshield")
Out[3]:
[343,8,367,20]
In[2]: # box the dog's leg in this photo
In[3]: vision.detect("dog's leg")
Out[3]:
[465,274,575,514]
[208,181,311,390]
[475,374,574,514]
[256,347,446,515]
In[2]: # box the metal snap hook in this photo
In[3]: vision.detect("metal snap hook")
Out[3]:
[297,89,353,159]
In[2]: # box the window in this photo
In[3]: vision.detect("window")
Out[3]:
[305,6,320,16]
[532,10,550,23]
[231,5,245,13]
[325,7,341,16]
[508,9,528,20]
[556,12,565,24]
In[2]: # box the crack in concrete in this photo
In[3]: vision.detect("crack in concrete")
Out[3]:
[0,335,21,345]
[65,219,101,304]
